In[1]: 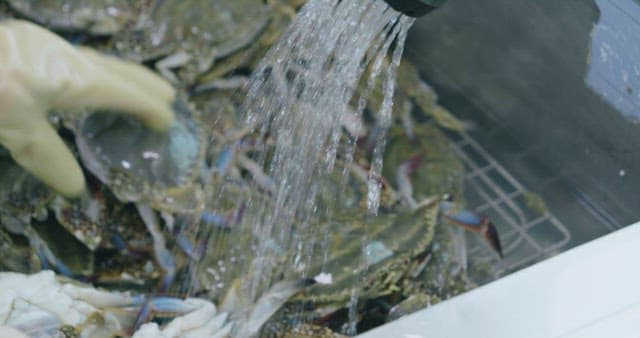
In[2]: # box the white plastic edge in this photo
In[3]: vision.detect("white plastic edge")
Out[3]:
[357,221,640,338]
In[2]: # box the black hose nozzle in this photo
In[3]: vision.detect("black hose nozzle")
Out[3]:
[383,0,446,17]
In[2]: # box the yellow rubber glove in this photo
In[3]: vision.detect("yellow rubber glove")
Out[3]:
[0,20,176,197]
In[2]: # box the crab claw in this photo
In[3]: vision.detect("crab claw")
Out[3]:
[481,220,503,259]
[440,201,503,258]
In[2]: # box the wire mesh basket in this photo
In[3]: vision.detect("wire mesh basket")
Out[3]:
[451,131,571,280]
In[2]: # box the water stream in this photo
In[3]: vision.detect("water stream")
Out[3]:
[234,0,414,331]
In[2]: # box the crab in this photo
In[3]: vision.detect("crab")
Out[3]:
[111,0,272,85]
[228,104,501,335]
[4,0,138,35]
[0,1,276,316]
[0,90,212,298]
[191,119,493,336]
[0,148,175,290]
[0,1,507,336]
[363,59,469,136]
[250,123,473,334]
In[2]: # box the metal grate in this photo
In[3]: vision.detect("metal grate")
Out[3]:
[451,131,571,278]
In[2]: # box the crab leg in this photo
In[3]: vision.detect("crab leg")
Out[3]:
[439,199,503,258]
[23,226,75,278]
[136,203,176,291]
[193,76,249,92]
[393,152,503,257]
[396,154,422,209]
[127,296,232,337]
[132,295,212,333]
[236,154,276,193]
[215,145,236,175]
[109,232,148,258]
[176,233,207,261]
[200,211,232,228]
[134,204,177,329]
[132,298,231,338]
[226,277,320,338]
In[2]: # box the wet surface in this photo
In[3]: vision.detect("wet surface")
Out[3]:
[586,0,640,122]
[405,0,640,250]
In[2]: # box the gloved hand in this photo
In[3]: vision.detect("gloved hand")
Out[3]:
[0,20,176,197]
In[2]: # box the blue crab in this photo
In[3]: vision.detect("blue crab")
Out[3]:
[4,0,138,35]
[0,2,508,337]
[112,0,271,85]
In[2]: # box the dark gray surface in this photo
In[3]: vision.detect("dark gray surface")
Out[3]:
[586,0,640,121]
[405,0,640,246]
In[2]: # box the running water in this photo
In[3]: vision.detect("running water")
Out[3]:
[235,0,414,332]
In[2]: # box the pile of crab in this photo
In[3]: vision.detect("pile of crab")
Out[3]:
[0,1,501,337]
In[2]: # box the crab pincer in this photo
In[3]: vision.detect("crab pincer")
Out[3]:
[440,198,503,258]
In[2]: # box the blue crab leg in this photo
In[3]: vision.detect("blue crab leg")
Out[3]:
[134,204,186,331]
[110,231,129,251]
[200,211,231,228]
[176,233,205,260]
[200,202,246,228]
[109,232,149,258]
[132,296,201,314]
[440,200,503,258]
[132,295,202,333]
[136,204,176,291]
[177,202,246,261]
[215,145,236,175]
[203,139,250,184]
[175,222,215,261]
[236,154,276,193]
[132,300,154,332]
[25,227,75,277]
[176,206,242,259]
